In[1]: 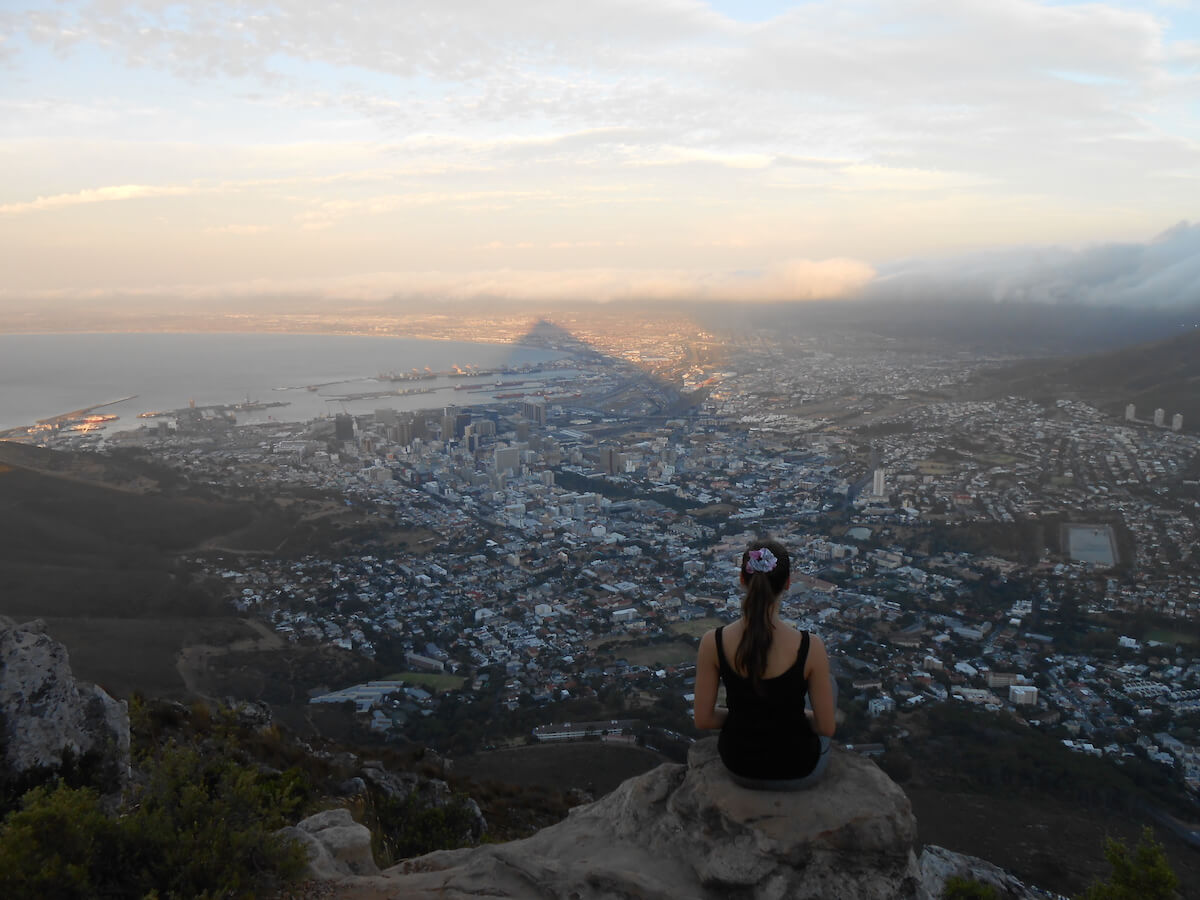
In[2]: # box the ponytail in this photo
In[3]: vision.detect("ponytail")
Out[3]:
[736,539,790,694]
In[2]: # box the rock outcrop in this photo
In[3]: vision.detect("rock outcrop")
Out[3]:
[360,760,487,842]
[0,617,130,793]
[918,845,1048,899]
[333,737,927,899]
[278,808,380,879]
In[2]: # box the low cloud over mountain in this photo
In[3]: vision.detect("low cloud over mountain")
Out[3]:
[864,222,1200,308]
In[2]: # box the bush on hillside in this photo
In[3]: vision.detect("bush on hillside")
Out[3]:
[361,787,481,866]
[1079,827,1179,900]
[0,744,309,899]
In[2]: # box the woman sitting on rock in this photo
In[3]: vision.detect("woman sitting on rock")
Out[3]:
[693,538,836,789]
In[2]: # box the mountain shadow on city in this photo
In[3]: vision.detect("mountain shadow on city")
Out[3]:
[513,317,710,418]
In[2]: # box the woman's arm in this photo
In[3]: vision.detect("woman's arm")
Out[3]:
[693,630,727,730]
[805,636,836,738]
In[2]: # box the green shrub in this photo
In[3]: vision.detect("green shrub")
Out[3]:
[0,745,309,899]
[1078,827,1179,900]
[365,790,480,866]
[0,783,118,900]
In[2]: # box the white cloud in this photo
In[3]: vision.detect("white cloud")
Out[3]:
[866,221,1200,307]
[0,183,195,215]
[0,257,876,305]
[3,1,1200,296]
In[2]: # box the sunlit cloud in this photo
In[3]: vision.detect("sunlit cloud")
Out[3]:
[0,183,195,215]
[0,257,877,305]
[1,1,1199,307]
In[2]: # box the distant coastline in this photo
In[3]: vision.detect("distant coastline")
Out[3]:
[0,332,571,436]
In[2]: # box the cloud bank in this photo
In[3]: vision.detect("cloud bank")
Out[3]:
[4,225,1199,311]
[0,257,877,307]
[865,222,1200,308]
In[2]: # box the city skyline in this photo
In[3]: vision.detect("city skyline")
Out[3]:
[2,0,1199,309]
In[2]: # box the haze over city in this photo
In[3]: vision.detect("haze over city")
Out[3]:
[2,0,1199,314]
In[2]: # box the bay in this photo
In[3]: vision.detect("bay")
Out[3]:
[0,333,571,435]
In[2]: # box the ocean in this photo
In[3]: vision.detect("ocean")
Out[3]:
[0,332,571,435]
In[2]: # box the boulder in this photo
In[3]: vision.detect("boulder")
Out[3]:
[0,617,130,794]
[278,808,379,879]
[336,737,926,899]
[918,844,1050,899]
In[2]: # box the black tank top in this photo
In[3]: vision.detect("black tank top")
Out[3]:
[715,625,821,780]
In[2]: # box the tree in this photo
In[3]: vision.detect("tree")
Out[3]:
[1079,827,1178,900]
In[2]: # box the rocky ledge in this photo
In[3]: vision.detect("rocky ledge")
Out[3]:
[310,737,1046,900]
[0,617,130,794]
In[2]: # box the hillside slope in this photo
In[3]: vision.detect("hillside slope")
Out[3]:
[974,329,1200,425]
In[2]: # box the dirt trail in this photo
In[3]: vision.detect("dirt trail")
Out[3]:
[176,618,284,699]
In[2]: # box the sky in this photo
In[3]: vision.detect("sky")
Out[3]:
[1,0,1199,309]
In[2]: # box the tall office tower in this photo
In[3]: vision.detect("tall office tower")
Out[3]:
[495,445,520,474]
[522,399,547,427]
[1125,404,1136,422]
[405,412,429,441]
[437,408,470,441]
[335,414,355,442]
[515,421,530,442]
[1173,413,1184,432]
[598,445,622,475]
[1154,408,1166,427]
[872,467,886,498]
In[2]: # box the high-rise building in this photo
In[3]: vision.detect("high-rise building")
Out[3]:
[335,414,355,442]
[598,445,622,475]
[1173,413,1184,432]
[495,446,520,474]
[872,467,886,498]
[522,399,547,427]
[405,413,429,441]
[1125,403,1136,422]
[441,406,470,442]
[1154,408,1166,427]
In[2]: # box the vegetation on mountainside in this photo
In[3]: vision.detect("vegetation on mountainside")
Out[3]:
[0,696,490,899]
[0,748,308,899]
[1079,828,1179,900]
[896,704,1192,819]
[0,698,314,899]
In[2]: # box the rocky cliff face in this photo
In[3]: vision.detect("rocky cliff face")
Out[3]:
[0,617,130,794]
[307,737,1049,900]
